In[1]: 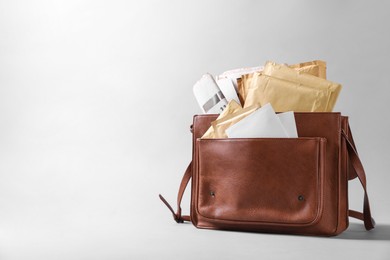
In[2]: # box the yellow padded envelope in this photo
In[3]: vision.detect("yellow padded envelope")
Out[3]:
[201,100,242,138]
[289,60,327,79]
[243,62,341,112]
[211,104,260,138]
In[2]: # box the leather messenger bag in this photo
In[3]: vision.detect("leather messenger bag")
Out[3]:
[159,112,375,236]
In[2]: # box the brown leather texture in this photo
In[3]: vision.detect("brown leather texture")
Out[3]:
[190,113,350,236]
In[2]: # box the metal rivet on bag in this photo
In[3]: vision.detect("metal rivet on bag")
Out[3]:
[298,195,304,201]
[210,191,215,197]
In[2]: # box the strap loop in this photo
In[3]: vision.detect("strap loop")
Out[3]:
[159,194,184,223]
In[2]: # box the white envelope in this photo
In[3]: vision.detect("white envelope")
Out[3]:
[277,111,298,138]
[216,77,241,105]
[193,73,228,114]
[226,103,289,138]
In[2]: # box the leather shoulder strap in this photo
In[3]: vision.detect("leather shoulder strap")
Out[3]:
[342,129,375,230]
[347,124,358,180]
[159,163,192,223]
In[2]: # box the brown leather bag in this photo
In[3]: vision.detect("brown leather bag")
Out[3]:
[160,112,375,236]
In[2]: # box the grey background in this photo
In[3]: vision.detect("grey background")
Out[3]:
[0,0,389,259]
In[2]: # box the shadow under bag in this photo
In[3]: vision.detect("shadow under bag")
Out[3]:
[160,112,375,236]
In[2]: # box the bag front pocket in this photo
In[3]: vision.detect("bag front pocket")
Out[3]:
[194,138,326,227]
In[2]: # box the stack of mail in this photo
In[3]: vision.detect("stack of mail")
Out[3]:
[193,59,342,139]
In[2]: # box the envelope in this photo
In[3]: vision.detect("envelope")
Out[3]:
[193,73,228,114]
[211,104,260,138]
[277,111,298,138]
[289,60,327,79]
[236,77,245,105]
[202,100,242,138]
[216,77,241,105]
[239,73,255,105]
[238,61,325,106]
[243,62,342,112]
[226,103,289,138]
